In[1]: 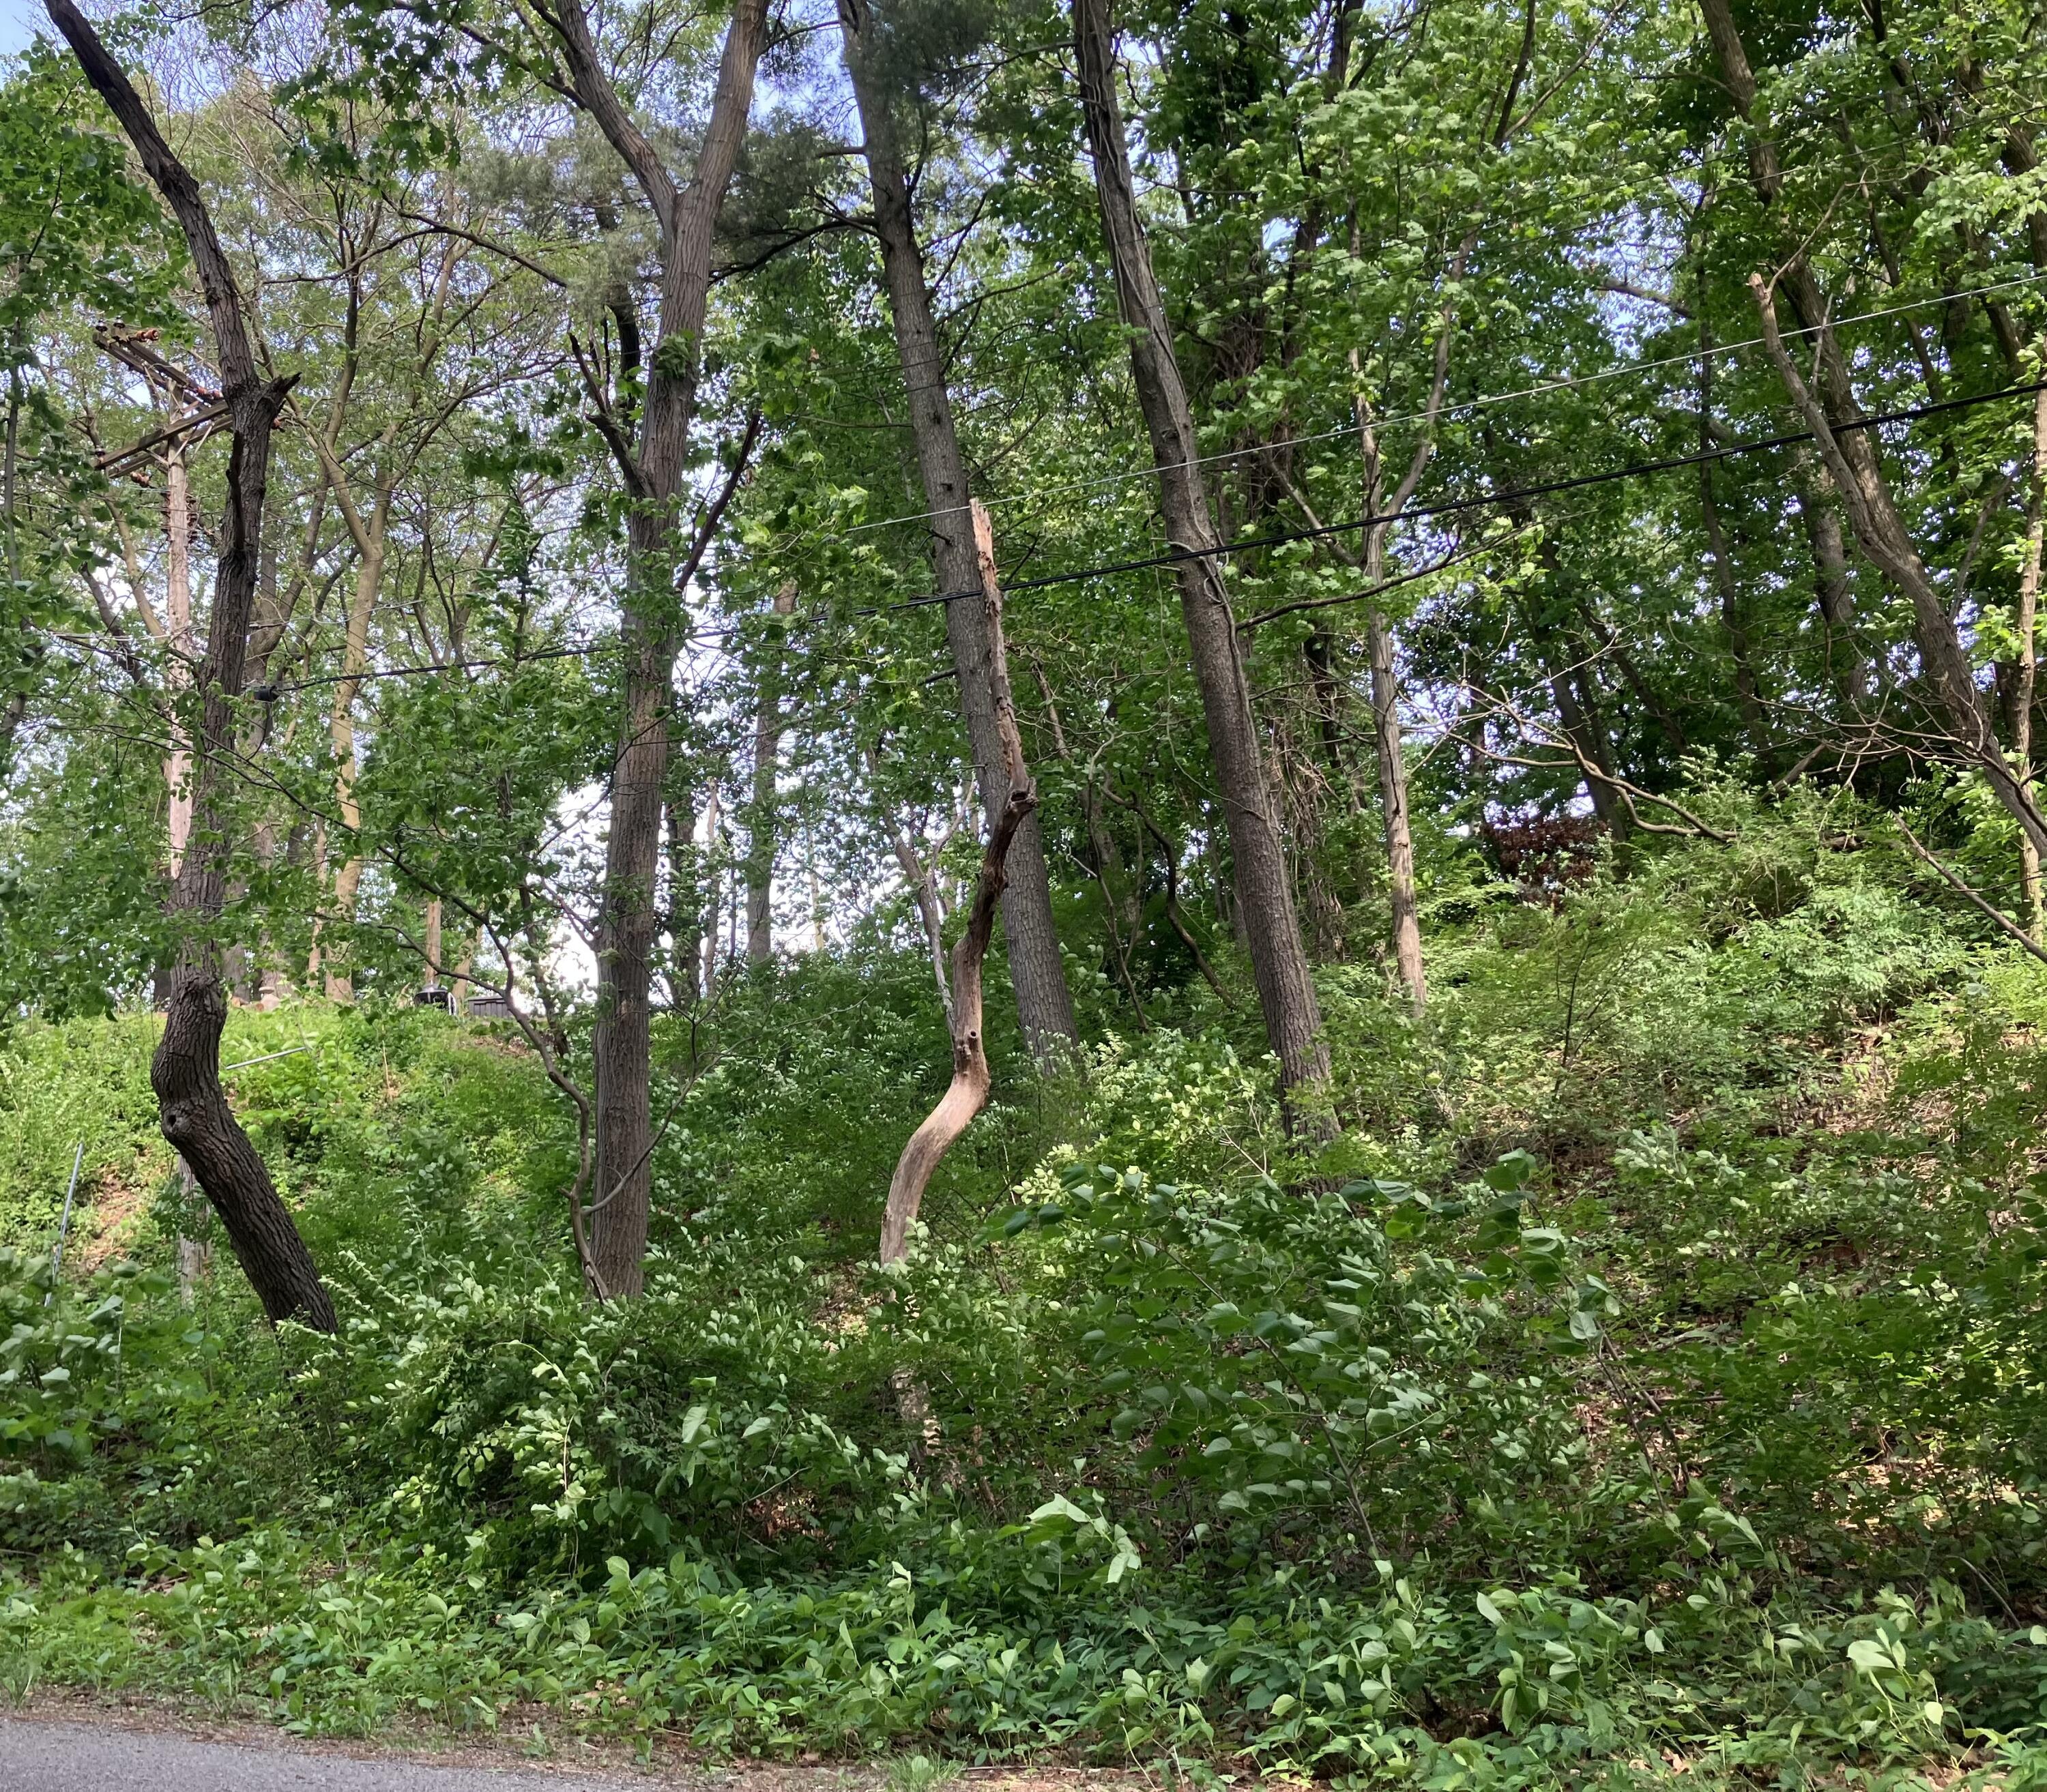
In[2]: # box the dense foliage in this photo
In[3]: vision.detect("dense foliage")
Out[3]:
[5,810,2047,1784]
[10,0,2047,1780]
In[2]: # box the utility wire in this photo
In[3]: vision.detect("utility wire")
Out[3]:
[813,271,2047,548]
[871,374,2047,612]
[251,374,2047,698]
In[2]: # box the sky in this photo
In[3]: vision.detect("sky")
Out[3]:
[1,0,38,59]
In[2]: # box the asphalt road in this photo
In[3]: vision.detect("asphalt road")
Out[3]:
[0,1718,643,1790]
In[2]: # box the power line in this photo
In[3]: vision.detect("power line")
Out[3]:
[811,272,2047,549]
[254,643,591,697]
[252,374,2047,696]
[874,374,2047,611]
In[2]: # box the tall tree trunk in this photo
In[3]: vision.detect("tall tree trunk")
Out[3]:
[746,581,796,961]
[1696,332,1771,762]
[1,326,24,780]
[1033,662,1149,1023]
[150,431,196,1014]
[2018,385,2046,939]
[882,504,1039,1262]
[1366,608,1426,1010]
[1353,409,1427,1012]
[164,441,203,1293]
[48,0,335,1330]
[1699,0,2047,864]
[559,0,767,1298]
[1330,195,1477,1012]
[806,824,826,951]
[423,895,444,989]
[664,772,700,1005]
[699,776,722,1003]
[1697,460,1771,759]
[307,818,328,990]
[1545,647,1627,834]
[1790,447,1865,706]
[837,11,1079,1065]
[319,465,394,1002]
[164,435,194,878]
[1073,0,1331,1123]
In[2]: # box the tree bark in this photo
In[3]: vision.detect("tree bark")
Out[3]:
[317,458,394,1001]
[2018,384,2045,939]
[1116,789,1230,1004]
[746,581,796,961]
[663,772,700,1005]
[560,0,768,1297]
[838,10,1079,1065]
[1074,0,1331,1122]
[47,0,334,1330]
[806,825,826,951]
[882,503,1037,1263]
[1352,406,1428,1013]
[163,435,194,878]
[1366,608,1426,1010]
[1697,460,1771,760]
[1790,446,1865,706]
[1545,647,1627,834]
[1698,0,2047,862]
[699,775,722,1003]
[1695,327,1771,762]
[1747,278,2047,857]
[865,741,956,1022]
[424,894,444,988]
[1033,662,1150,1022]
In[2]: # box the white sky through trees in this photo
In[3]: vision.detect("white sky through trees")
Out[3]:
[0,0,36,58]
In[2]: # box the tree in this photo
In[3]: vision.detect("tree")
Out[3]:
[837,0,1081,1065]
[1073,0,1331,1122]
[44,0,336,1330]
[882,503,1039,1260]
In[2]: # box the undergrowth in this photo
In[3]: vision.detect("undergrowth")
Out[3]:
[4,810,2047,1787]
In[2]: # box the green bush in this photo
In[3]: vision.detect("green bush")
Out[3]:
[4,832,2047,1781]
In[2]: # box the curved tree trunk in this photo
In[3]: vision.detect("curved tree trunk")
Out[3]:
[883,504,1036,1262]
[838,12,1079,1066]
[1073,0,1331,1125]
[47,0,335,1330]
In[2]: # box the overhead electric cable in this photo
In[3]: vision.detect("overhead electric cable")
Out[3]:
[872,374,2047,612]
[813,272,2047,548]
[251,374,2047,697]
